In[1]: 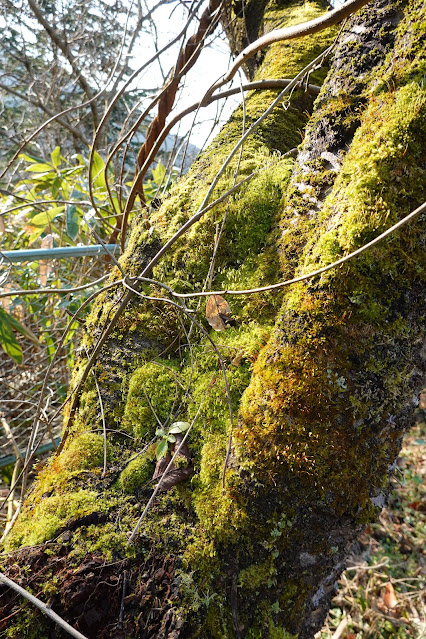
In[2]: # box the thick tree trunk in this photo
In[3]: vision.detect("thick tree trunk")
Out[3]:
[1,1,425,638]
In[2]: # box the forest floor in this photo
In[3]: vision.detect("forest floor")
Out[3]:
[317,401,426,639]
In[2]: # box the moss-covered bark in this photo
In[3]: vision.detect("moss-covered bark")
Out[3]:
[1,1,425,638]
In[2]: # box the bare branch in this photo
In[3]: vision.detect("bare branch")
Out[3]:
[0,82,90,146]
[27,0,100,128]
[0,275,109,299]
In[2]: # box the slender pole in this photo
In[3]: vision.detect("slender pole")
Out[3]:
[1,244,120,263]
[0,572,89,639]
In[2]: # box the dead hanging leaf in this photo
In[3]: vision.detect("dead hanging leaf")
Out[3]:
[231,350,244,367]
[152,434,193,491]
[1,282,18,315]
[39,234,54,286]
[206,294,235,331]
[383,582,398,609]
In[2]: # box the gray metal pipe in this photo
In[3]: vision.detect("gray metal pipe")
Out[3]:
[0,244,120,263]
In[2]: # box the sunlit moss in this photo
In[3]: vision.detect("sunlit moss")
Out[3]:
[6,491,103,548]
[117,451,154,494]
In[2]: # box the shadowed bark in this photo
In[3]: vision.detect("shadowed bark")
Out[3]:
[0,1,425,638]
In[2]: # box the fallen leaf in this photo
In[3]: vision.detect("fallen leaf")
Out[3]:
[231,350,244,367]
[206,294,234,331]
[408,501,426,512]
[383,582,398,609]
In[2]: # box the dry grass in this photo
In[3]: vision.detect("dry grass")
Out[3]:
[317,398,426,639]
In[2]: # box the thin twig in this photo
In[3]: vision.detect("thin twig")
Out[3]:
[1,417,23,463]
[165,200,426,298]
[0,274,110,299]
[331,615,350,639]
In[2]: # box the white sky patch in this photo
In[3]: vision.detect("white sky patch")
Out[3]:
[129,1,243,149]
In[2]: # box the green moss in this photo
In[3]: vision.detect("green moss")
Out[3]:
[269,620,297,639]
[150,153,293,303]
[118,451,154,493]
[238,557,277,590]
[70,521,133,560]
[6,490,103,548]
[29,432,109,497]
[61,432,109,470]
[123,360,182,438]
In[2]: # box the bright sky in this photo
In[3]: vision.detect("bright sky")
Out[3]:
[129,0,343,149]
[129,1,243,149]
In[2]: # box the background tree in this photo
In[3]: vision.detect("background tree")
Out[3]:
[0,1,424,638]
[0,0,167,162]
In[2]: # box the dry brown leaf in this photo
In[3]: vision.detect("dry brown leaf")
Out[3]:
[39,234,54,286]
[1,282,15,314]
[232,351,244,367]
[206,294,234,331]
[383,582,398,609]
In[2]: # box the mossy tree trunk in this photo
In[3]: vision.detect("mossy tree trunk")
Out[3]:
[1,1,425,638]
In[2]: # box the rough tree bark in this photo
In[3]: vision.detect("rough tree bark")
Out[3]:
[1,1,425,638]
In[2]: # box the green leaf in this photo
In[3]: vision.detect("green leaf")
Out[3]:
[143,180,155,201]
[51,146,61,168]
[29,206,64,229]
[155,427,166,437]
[152,162,166,184]
[90,151,107,192]
[66,205,80,240]
[63,321,80,344]
[19,152,44,164]
[166,434,176,443]
[0,310,23,363]
[28,228,45,245]
[156,439,169,460]
[169,421,190,434]
[50,223,76,247]
[110,194,121,216]
[26,163,55,173]
[0,307,40,348]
